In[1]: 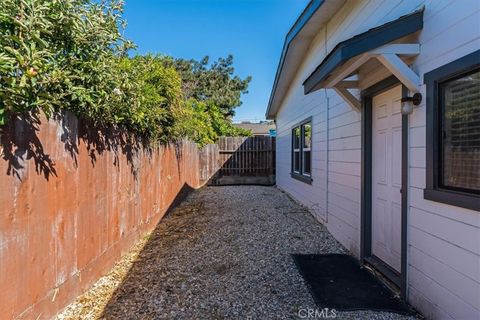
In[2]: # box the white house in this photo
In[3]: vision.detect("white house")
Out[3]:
[266,1,480,319]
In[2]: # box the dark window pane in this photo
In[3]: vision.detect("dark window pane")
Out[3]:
[294,151,300,172]
[440,69,480,192]
[303,122,312,149]
[293,127,301,149]
[303,151,311,175]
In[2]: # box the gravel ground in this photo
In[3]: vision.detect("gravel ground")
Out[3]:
[57,186,419,320]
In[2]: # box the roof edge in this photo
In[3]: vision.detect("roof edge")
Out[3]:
[303,8,425,94]
[265,0,327,119]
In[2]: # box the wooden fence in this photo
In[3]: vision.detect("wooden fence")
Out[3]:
[0,112,210,320]
[207,136,276,186]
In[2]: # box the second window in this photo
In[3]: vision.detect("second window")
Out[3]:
[292,119,312,178]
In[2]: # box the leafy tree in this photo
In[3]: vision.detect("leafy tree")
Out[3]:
[118,56,184,141]
[0,0,135,126]
[174,99,251,145]
[0,0,251,145]
[162,55,252,117]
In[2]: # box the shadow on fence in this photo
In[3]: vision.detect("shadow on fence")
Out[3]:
[0,111,177,181]
[0,112,276,187]
[0,111,199,319]
[0,112,57,180]
[0,112,276,318]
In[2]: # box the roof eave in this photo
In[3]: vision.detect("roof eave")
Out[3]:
[266,0,343,120]
[303,8,425,94]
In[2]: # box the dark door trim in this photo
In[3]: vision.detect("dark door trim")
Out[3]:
[360,75,408,299]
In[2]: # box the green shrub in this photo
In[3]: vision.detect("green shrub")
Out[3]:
[117,56,184,141]
[175,99,252,145]
[0,0,133,124]
[0,0,251,144]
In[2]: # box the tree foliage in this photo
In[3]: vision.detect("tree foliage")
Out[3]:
[161,55,252,117]
[175,99,251,145]
[118,56,184,141]
[0,0,134,125]
[0,0,251,144]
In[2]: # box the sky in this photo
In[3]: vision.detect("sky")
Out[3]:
[122,0,310,122]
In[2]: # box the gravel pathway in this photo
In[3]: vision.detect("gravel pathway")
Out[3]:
[60,186,419,319]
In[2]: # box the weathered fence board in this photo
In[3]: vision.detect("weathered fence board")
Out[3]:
[0,114,273,319]
[0,112,212,320]
[199,143,219,185]
[208,136,276,185]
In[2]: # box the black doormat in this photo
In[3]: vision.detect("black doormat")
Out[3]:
[292,254,412,314]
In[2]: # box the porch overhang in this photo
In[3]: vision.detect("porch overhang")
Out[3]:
[303,8,424,111]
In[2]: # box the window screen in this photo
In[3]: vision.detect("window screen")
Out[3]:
[424,50,480,211]
[440,69,480,193]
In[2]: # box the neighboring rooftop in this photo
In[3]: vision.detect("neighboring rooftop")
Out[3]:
[234,121,276,136]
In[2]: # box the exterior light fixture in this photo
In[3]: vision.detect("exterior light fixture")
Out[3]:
[401,93,422,115]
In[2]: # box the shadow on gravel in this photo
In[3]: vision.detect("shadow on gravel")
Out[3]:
[99,185,209,319]
[96,186,418,320]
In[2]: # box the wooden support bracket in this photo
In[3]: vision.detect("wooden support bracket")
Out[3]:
[375,53,420,93]
[333,86,361,111]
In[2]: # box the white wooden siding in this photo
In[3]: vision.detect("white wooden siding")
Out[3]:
[274,0,480,319]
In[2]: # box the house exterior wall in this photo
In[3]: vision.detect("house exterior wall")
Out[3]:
[274,1,480,319]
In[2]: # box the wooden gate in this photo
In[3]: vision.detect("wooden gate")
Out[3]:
[208,136,276,186]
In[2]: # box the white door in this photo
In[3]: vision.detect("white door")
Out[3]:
[372,85,402,272]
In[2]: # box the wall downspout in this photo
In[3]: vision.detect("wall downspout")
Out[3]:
[324,23,329,223]
[325,89,330,223]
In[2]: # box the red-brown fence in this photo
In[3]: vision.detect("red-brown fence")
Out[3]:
[0,112,213,320]
[0,114,276,319]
